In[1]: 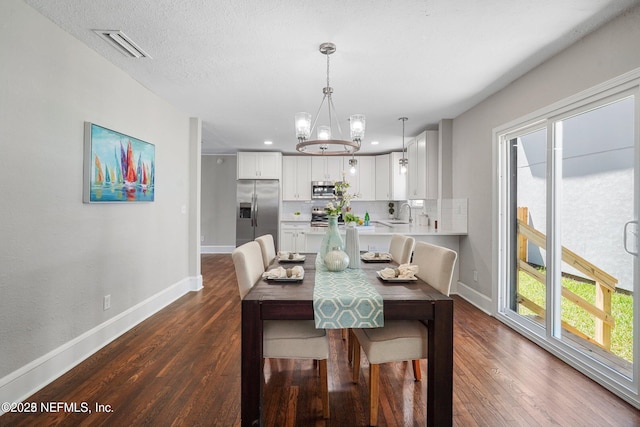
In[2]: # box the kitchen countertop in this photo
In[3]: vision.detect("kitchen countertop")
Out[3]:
[283,220,466,236]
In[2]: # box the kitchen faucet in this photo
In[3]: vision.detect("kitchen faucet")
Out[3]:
[400,203,413,224]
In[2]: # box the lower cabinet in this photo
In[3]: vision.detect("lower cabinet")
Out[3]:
[280,228,307,253]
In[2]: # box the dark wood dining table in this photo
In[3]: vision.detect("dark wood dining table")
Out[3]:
[241,254,453,427]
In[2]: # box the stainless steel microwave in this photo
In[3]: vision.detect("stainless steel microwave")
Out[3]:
[311,181,335,199]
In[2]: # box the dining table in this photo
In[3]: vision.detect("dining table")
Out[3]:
[241,253,453,427]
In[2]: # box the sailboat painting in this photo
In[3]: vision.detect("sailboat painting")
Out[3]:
[83,122,155,203]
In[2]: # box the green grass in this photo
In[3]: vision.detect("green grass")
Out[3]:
[518,271,633,362]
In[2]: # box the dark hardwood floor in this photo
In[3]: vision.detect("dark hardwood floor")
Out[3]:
[2,254,638,426]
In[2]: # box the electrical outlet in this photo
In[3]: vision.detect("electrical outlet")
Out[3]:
[103,295,111,311]
[473,270,478,282]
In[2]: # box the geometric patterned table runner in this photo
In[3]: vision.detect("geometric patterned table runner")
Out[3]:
[313,254,384,329]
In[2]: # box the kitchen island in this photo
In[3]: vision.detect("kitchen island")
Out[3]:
[281,220,466,284]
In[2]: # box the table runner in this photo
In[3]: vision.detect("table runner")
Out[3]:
[313,254,384,329]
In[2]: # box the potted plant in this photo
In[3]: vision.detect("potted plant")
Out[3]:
[388,202,395,219]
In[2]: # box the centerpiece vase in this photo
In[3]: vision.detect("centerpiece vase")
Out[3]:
[319,214,344,261]
[345,222,360,269]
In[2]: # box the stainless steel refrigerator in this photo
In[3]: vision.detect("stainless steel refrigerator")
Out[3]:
[236,179,279,248]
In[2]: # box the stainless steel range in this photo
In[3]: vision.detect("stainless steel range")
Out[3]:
[311,206,343,227]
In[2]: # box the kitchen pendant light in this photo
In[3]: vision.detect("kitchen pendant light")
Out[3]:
[349,155,358,175]
[295,42,365,155]
[399,117,408,174]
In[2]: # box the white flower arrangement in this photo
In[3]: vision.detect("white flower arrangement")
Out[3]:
[325,178,356,216]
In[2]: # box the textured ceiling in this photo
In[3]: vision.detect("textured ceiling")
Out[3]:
[24,0,640,154]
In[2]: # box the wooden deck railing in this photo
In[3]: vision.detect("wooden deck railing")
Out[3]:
[517,207,618,351]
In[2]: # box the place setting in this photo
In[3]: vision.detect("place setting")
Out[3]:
[277,251,306,263]
[376,263,419,283]
[360,251,392,263]
[262,265,305,283]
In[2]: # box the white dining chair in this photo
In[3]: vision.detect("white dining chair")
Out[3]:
[351,241,457,426]
[388,234,415,264]
[255,234,277,270]
[232,241,330,418]
[348,234,415,364]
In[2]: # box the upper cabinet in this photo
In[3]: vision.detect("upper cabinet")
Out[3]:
[375,154,390,200]
[237,152,282,179]
[282,156,312,200]
[344,156,375,201]
[406,130,438,200]
[375,152,406,201]
[311,156,344,182]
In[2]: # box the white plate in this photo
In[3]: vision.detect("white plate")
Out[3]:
[376,271,417,282]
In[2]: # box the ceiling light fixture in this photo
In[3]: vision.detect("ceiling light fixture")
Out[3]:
[399,117,408,174]
[295,42,365,156]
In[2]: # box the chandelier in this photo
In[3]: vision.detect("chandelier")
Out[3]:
[399,117,408,174]
[295,42,365,155]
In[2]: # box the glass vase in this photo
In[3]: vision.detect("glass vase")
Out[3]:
[319,214,344,261]
[324,247,349,272]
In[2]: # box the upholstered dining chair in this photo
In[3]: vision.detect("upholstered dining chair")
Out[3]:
[388,234,415,264]
[347,234,415,364]
[232,241,330,419]
[351,241,457,426]
[255,234,277,270]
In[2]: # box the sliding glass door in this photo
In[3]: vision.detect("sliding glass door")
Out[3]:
[498,82,639,400]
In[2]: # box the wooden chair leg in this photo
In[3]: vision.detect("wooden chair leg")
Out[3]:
[319,359,330,419]
[352,336,361,383]
[347,329,353,363]
[342,328,348,340]
[412,359,422,381]
[370,364,379,426]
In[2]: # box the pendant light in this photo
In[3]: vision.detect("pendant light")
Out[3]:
[399,117,408,174]
[295,42,366,155]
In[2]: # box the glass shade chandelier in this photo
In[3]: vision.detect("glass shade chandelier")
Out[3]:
[399,117,408,174]
[295,42,366,155]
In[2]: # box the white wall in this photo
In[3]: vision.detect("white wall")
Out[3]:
[0,0,199,403]
[453,5,640,305]
[201,155,237,252]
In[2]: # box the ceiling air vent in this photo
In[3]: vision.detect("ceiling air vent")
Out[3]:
[93,30,151,59]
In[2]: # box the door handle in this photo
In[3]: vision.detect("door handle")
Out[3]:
[254,194,259,227]
[623,220,638,256]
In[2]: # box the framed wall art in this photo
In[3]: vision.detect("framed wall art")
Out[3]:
[83,122,155,203]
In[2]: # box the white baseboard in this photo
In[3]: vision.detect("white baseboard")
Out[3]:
[201,245,235,254]
[0,276,202,413]
[454,281,493,315]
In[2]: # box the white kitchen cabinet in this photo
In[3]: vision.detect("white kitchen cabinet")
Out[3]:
[375,154,390,200]
[406,131,438,199]
[282,156,312,200]
[311,156,344,182]
[375,152,407,200]
[237,152,282,179]
[345,156,375,200]
[280,226,307,252]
